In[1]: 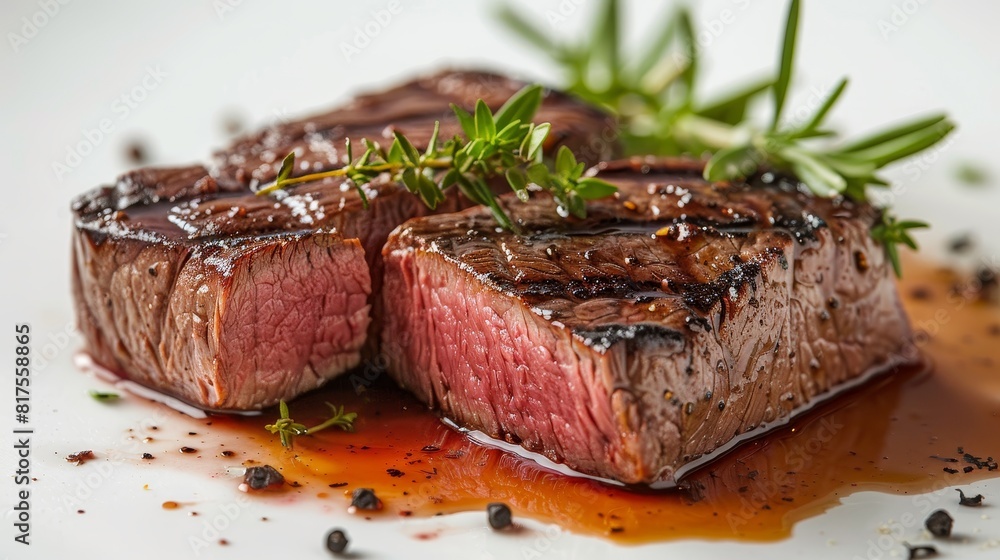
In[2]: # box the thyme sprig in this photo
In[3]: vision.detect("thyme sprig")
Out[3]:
[256,85,617,229]
[500,0,955,275]
[265,400,357,449]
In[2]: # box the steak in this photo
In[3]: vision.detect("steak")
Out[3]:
[380,157,914,485]
[70,70,615,411]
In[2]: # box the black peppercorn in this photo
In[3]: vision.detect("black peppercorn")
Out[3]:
[924,509,953,538]
[325,529,349,555]
[487,502,512,530]
[243,465,285,490]
[351,488,380,510]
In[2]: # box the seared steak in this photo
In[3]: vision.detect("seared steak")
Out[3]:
[380,157,914,485]
[70,70,615,410]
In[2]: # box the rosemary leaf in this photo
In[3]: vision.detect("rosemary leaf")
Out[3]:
[697,78,774,126]
[795,77,848,137]
[772,0,801,130]
[633,6,680,80]
[838,113,949,154]
[704,146,760,183]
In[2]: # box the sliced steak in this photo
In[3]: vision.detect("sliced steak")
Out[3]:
[71,70,615,410]
[72,166,373,410]
[381,157,914,485]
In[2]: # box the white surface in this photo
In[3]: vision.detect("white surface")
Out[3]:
[2,1,999,558]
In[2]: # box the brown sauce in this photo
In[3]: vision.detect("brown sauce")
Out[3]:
[115,255,1000,543]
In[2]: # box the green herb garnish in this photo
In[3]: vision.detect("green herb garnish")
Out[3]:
[256,85,617,230]
[871,214,929,278]
[497,0,769,155]
[89,390,120,401]
[265,400,357,449]
[500,0,955,275]
[699,0,954,200]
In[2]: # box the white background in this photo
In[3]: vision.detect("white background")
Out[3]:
[1,1,999,559]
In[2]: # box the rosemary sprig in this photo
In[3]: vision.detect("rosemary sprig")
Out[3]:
[701,1,955,200]
[500,0,955,275]
[256,85,617,229]
[498,0,771,155]
[265,400,357,449]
